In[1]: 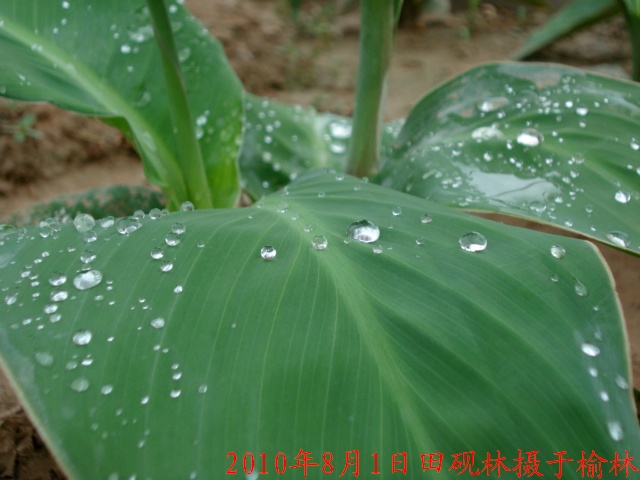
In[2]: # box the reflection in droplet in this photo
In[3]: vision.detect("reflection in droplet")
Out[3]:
[73,330,92,346]
[581,342,600,357]
[459,232,487,252]
[347,220,380,244]
[516,128,543,147]
[261,246,276,260]
[550,245,565,259]
[73,270,103,290]
[312,235,328,250]
[606,231,630,248]
[70,377,90,392]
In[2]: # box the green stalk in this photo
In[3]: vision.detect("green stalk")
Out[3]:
[146,0,213,209]
[347,0,396,177]
[619,0,640,81]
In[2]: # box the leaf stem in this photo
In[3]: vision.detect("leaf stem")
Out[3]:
[146,0,213,209]
[347,1,396,178]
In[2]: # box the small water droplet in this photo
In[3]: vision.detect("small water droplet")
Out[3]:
[149,208,162,220]
[101,384,114,395]
[614,190,631,204]
[260,245,276,260]
[607,421,624,441]
[49,272,67,286]
[73,329,92,346]
[588,367,598,377]
[150,248,164,259]
[391,206,402,217]
[631,138,640,151]
[615,375,629,390]
[141,396,150,405]
[372,244,383,254]
[170,389,181,399]
[581,342,600,357]
[347,220,380,244]
[550,245,565,259]
[51,289,68,302]
[574,279,588,297]
[44,304,58,314]
[416,236,426,246]
[100,216,115,228]
[459,232,487,252]
[420,214,433,224]
[516,128,543,147]
[171,222,186,235]
[160,261,174,272]
[73,270,103,290]
[276,202,289,213]
[35,351,54,367]
[150,318,165,329]
[312,235,328,250]
[165,233,181,247]
[606,231,630,248]
[477,96,509,113]
[471,125,504,140]
[4,293,17,305]
[529,201,546,214]
[600,391,609,402]
[116,217,141,234]
[80,250,96,264]
[198,385,208,394]
[173,285,183,294]
[70,377,89,392]
[576,107,589,116]
[83,231,97,243]
[74,213,95,233]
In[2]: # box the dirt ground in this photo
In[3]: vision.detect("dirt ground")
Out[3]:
[0,0,637,478]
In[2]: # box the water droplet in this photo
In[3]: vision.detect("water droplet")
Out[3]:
[459,232,487,252]
[631,138,640,151]
[372,244,383,254]
[516,128,543,147]
[44,304,58,314]
[70,377,89,392]
[261,245,276,260]
[171,222,186,235]
[170,389,181,398]
[576,107,589,116]
[80,250,96,264]
[276,202,289,213]
[420,214,433,224]
[588,367,598,377]
[347,220,380,244]
[73,213,95,233]
[614,190,631,204]
[73,329,92,346]
[198,385,208,394]
[150,318,165,329]
[328,120,351,139]
[100,216,115,228]
[165,233,181,246]
[150,247,164,259]
[312,235,328,250]
[477,96,509,113]
[35,351,54,367]
[101,384,114,395]
[607,421,623,441]
[51,289,68,302]
[550,245,565,259]
[529,201,546,214]
[391,206,402,217]
[173,285,183,294]
[141,396,150,405]
[606,231,630,248]
[615,375,629,390]
[574,279,588,297]
[116,217,141,234]
[600,391,609,402]
[149,208,162,219]
[47,272,67,286]
[471,126,504,140]
[83,231,97,243]
[581,342,600,357]
[416,236,426,246]
[160,261,174,272]
[73,270,103,290]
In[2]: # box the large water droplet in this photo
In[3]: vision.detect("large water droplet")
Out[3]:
[312,235,328,250]
[516,128,543,147]
[614,190,631,204]
[116,217,141,234]
[581,342,600,357]
[347,220,380,243]
[73,329,92,346]
[607,421,624,441]
[260,245,276,260]
[606,231,630,248]
[459,232,487,252]
[73,213,95,233]
[73,270,103,290]
[70,377,89,392]
[550,245,565,259]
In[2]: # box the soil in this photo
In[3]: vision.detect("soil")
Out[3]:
[0,1,637,478]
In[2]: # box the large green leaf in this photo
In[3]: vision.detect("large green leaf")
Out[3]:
[0,170,637,479]
[512,0,619,60]
[0,1,244,209]
[377,63,640,256]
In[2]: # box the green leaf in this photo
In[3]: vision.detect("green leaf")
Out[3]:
[377,63,640,255]
[512,0,619,60]
[0,170,637,479]
[0,1,244,209]
[239,95,401,199]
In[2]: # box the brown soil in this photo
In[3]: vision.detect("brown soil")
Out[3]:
[0,1,637,478]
